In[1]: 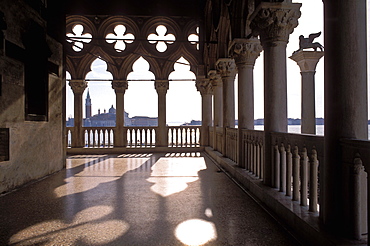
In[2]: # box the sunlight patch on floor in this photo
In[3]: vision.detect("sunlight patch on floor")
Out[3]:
[147,157,206,197]
[54,156,150,197]
[175,218,217,246]
[9,206,129,245]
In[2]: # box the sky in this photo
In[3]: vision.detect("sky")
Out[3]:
[66,0,369,124]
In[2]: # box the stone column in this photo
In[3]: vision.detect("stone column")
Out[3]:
[251,2,301,186]
[322,0,368,237]
[209,70,223,150]
[230,38,263,167]
[196,77,213,146]
[112,80,128,147]
[208,70,223,127]
[216,58,237,128]
[289,51,324,134]
[69,79,87,148]
[155,80,169,147]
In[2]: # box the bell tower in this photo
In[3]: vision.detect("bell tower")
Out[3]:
[85,89,92,118]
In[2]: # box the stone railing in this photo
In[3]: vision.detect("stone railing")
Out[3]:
[67,126,200,149]
[66,127,73,148]
[209,126,214,148]
[242,129,265,179]
[84,127,115,148]
[225,128,238,162]
[270,132,324,212]
[168,126,200,147]
[340,138,370,239]
[126,127,156,148]
[215,127,224,152]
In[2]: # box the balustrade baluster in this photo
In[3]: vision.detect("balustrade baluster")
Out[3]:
[309,148,318,212]
[292,146,300,201]
[256,142,261,177]
[260,143,264,179]
[300,148,308,206]
[286,145,293,197]
[280,144,286,192]
[274,144,280,189]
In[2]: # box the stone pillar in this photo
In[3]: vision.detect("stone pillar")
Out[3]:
[230,38,263,167]
[322,0,368,237]
[251,2,301,186]
[196,77,213,146]
[209,70,223,150]
[208,70,223,127]
[289,51,324,134]
[216,58,237,128]
[69,79,87,148]
[112,80,128,147]
[155,80,169,147]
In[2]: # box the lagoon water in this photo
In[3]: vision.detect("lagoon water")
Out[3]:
[255,125,370,140]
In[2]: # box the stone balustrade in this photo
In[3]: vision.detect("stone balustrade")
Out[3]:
[242,129,265,179]
[340,139,370,239]
[215,127,224,153]
[168,126,200,148]
[67,126,201,150]
[225,128,238,162]
[126,127,156,148]
[270,132,324,211]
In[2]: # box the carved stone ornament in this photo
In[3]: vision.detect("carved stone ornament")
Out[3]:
[208,70,222,87]
[229,38,263,67]
[112,80,128,93]
[69,80,88,94]
[196,78,213,95]
[155,80,169,93]
[215,58,237,78]
[250,3,301,45]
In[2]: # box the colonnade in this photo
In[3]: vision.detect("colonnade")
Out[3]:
[195,0,368,240]
[68,78,170,148]
[67,0,368,240]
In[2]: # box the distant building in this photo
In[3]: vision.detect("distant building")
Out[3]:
[182,120,201,126]
[66,93,157,127]
[130,116,158,126]
[85,89,92,119]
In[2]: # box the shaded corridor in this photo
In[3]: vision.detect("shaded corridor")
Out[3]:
[0,153,300,245]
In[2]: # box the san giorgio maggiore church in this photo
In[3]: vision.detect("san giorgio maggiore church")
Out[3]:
[66,90,158,127]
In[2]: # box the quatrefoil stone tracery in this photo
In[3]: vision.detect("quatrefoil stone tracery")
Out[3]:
[188,27,199,50]
[67,24,92,52]
[147,25,176,52]
[105,25,135,52]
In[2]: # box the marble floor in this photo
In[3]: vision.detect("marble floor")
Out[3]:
[0,152,301,246]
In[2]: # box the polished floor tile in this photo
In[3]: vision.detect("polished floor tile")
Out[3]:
[0,153,300,245]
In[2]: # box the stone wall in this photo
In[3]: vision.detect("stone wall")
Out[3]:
[0,0,65,194]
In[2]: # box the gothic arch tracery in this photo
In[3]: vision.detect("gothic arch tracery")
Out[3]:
[66,15,201,81]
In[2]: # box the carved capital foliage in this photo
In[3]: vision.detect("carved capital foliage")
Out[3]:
[208,70,222,87]
[250,3,301,45]
[196,78,213,95]
[69,80,87,94]
[215,58,236,78]
[155,80,169,93]
[230,38,263,67]
[112,80,128,93]
[352,154,364,175]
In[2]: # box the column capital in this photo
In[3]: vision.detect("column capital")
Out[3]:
[289,50,324,73]
[208,70,222,87]
[229,38,263,67]
[196,78,213,95]
[250,2,301,46]
[155,80,169,94]
[215,58,237,78]
[112,80,128,93]
[69,80,87,94]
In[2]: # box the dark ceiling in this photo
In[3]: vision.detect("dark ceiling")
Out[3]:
[65,0,207,18]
